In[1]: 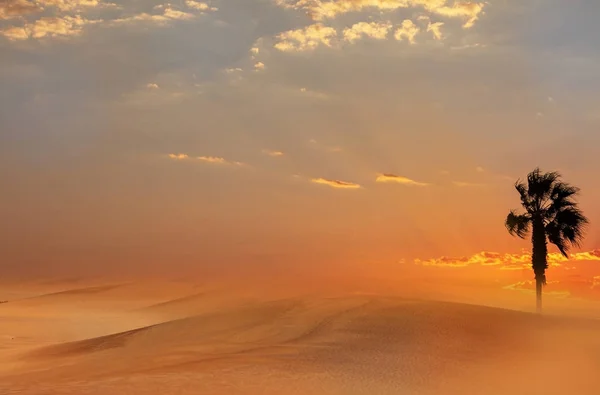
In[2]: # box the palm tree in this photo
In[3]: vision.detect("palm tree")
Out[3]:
[505,168,588,313]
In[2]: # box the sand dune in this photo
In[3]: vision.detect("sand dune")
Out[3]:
[1,282,600,394]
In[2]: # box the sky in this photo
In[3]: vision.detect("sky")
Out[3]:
[1,0,600,304]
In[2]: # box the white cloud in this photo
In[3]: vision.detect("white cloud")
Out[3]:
[163,8,195,20]
[343,21,392,43]
[427,21,444,40]
[275,0,485,29]
[111,7,197,26]
[185,1,217,12]
[394,19,419,44]
[38,0,114,12]
[225,67,243,73]
[1,15,98,40]
[198,156,226,164]
[275,23,337,52]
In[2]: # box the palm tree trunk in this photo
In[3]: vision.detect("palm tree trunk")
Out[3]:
[535,278,543,313]
[531,218,548,314]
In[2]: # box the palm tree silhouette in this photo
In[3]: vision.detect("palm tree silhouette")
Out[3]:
[505,168,588,313]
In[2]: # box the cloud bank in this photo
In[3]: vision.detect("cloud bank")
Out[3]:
[415,250,600,270]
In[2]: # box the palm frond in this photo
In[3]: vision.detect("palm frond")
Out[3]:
[556,206,588,243]
[526,168,561,206]
[546,206,589,256]
[546,222,568,257]
[514,181,533,211]
[505,210,531,239]
[545,182,579,221]
[550,182,579,201]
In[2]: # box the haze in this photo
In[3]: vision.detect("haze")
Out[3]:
[1,1,600,393]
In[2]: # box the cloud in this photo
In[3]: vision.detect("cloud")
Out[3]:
[450,42,485,50]
[427,21,444,40]
[1,26,29,40]
[476,166,485,172]
[185,1,217,12]
[503,276,600,302]
[376,173,429,186]
[146,83,159,89]
[109,6,201,26]
[1,0,207,41]
[311,178,361,189]
[274,23,337,52]
[415,250,600,269]
[109,13,165,25]
[416,251,531,268]
[342,21,392,43]
[419,241,594,302]
[168,153,189,160]
[225,67,243,73]
[37,0,111,12]
[1,15,98,40]
[275,0,485,28]
[503,280,571,299]
[262,149,284,157]
[168,154,245,166]
[198,156,245,166]
[197,156,226,164]
[162,8,195,20]
[570,250,600,261]
[254,61,265,71]
[394,19,419,44]
[0,2,205,41]
[274,18,433,52]
[433,1,484,29]
[0,0,41,19]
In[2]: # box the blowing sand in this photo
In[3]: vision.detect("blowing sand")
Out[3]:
[1,279,599,395]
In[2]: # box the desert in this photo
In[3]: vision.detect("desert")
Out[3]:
[1,278,599,395]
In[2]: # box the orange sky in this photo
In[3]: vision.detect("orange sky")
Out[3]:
[1,0,600,306]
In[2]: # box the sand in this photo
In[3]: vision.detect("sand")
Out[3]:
[1,279,599,395]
